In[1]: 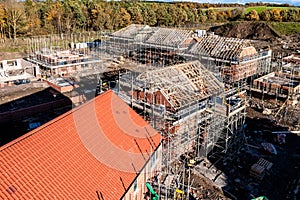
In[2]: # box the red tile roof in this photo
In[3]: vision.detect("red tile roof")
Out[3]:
[0,90,160,199]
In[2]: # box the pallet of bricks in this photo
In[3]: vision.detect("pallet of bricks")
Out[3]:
[250,158,273,180]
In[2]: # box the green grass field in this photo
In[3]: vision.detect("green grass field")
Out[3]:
[203,7,235,11]
[245,6,299,13]
[205,6,299,14]
[269,22,300,35]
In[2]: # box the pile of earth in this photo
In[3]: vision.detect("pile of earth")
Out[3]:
[209,21,280,41]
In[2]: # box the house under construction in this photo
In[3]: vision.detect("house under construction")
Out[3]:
[252,54,300,98]
[106,24,272,90]
[106,24,195,67]
[187,35,272,86]
[116,60,247,197]
[0,58,39,87]
[11,25,259,198]
[101,27,250,158]
[99,24,254,197]
[28,48,102,77]
[105,25,254,150]
[25,32,105,77]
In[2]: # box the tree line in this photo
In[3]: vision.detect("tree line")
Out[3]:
[0,0,299,39]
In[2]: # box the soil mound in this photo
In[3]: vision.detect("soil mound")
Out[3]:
[209,21,280,40]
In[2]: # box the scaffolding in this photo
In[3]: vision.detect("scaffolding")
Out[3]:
[25,31,111,77]
[115,60,246,199]
[106,24,194,67]
[187,35,272,86]
[12,24,251,199]
[252,68,300,98]
[92,24,253,199]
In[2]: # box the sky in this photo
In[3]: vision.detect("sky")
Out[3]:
[157,0,300,6]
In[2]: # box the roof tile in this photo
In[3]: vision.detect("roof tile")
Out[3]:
[0,90,160,199]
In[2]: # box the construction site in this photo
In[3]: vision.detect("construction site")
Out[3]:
[0,58,40,87]
[115,59,248,199]
[187,35,272,85]
[103,25,299,200]
[0,24,299,200]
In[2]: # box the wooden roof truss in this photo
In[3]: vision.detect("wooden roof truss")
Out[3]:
[136,61,223,109]
[145,28,192,48]
[189,35,251,61]
[111,24,193,49]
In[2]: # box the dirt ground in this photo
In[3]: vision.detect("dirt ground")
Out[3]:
[210,22,280,40]
[209,21,300,57]
[0,52,26,60]
[194,115,300,200]
[220,92,300,199]
[247,95,300,131]
[174,92,300,200]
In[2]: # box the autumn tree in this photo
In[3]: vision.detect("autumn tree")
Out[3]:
[61,0,86,32]
[141,4,156,26]
[226,10,232,20]
[0,3,6,38]
[90,2,113,30]
[185,8,195,24]
[246,10,259,21]
[72,1,87,30]
[156,4,172,26]
[167,4,188,27]
[216,11,228,21]
[198,10,208,23]
[114,7,131,29]
[127,4,143,24]
[286,9,299,22]
[260,10,272,21]
[190,8,200,24]
[175,6,188,26]
[24,0,41,35]
[81,0,97,30]
[1,1,300,38]
[207,8,217,21]
[271,9,282,22]
[45,0,63,33]
[4,0,26,39]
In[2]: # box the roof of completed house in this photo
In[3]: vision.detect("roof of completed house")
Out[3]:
[0,90,160,199]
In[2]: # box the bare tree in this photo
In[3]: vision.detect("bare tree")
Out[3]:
[4,0,25,40]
